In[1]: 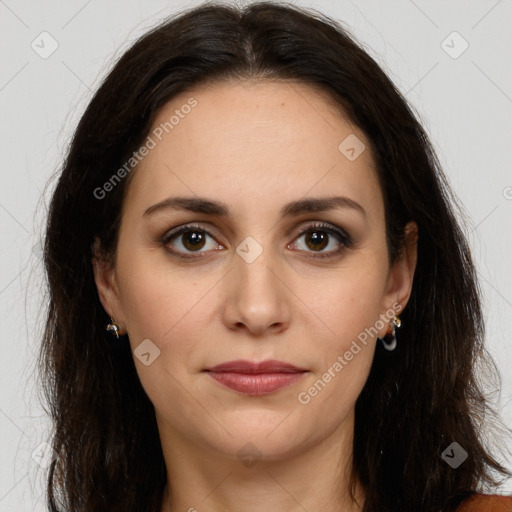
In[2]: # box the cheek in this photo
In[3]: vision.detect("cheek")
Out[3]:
[300,259,387,348]
[116,247,200,338]
[116,251,220,378]
[115,258,210,415]
[293,256,387,404]
[294,281,381,419]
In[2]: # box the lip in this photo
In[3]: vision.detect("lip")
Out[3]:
[204,359,306,373]
[203,359,307,395]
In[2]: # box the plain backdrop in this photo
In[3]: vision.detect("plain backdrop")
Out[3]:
[0,0,511,509]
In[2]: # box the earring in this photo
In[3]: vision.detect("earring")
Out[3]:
[106,318,122,339]
[379,315,401,351]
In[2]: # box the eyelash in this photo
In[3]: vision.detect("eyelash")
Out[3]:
[161,222,353,260]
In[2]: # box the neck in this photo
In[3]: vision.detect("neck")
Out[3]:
[158,410,365,512]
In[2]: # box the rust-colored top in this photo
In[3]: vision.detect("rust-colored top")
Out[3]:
[457,494,512,511]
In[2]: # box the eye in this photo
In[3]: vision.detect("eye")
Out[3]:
[290,222,352,258]
[161,221,353,260]
[162,224,222,259]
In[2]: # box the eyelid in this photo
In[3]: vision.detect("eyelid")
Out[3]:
[294,222,352,245]
[161,223,223,258]
[288,221,353,258]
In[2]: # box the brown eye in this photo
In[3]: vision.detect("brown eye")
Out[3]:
[162,224,222,258]
[304,230,329,251]
[161,221,352,260]
[291,222,352,258]
[179,230,207,251]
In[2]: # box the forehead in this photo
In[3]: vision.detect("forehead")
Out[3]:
[124,78,382,224]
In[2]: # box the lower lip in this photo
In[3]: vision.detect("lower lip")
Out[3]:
[206,371,306,395]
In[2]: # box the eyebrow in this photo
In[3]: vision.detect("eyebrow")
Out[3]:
[143,195,367,219]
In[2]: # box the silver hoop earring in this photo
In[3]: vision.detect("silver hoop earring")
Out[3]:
[379,315,401,351]
[106,318,121,339]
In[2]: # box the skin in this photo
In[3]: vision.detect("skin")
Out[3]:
[93,78,418,512]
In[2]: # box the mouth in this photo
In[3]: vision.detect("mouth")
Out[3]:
[203,359,308,395]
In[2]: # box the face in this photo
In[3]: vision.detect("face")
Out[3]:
[93,79,417,463]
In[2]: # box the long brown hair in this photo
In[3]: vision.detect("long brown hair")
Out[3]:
[39,2,511,511]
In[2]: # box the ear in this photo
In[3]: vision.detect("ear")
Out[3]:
[381,221,418,318]
[91,237,127,334]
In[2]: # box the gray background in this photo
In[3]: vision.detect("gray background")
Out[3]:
[0,0,511,509]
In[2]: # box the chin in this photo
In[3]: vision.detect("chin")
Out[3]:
[197,417,320,463]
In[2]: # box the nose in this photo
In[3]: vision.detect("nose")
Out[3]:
[222,242,292,337]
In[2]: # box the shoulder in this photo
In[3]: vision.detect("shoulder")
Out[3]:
[457,493,512,512]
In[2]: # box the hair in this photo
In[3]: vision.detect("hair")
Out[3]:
[39,1,511,511]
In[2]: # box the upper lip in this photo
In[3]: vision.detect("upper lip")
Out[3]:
[204,359,306,373]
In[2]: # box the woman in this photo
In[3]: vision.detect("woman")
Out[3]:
[39,2,512,511]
